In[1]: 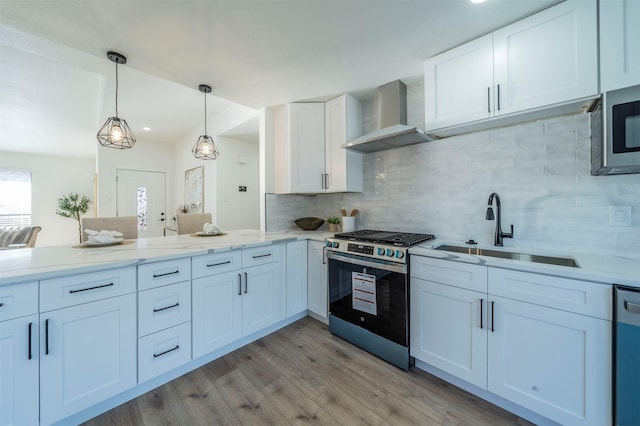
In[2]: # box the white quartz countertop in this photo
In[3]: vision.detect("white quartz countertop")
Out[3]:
[410,239,640,289]
[0,229,332,286]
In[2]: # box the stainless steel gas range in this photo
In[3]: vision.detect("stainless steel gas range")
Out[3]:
[325,230,435,370]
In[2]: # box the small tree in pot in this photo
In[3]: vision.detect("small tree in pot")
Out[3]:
[56,193,92,243]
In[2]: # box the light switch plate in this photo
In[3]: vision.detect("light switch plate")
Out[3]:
[609,206,632,227]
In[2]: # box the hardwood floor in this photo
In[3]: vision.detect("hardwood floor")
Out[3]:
[83,317,534,426]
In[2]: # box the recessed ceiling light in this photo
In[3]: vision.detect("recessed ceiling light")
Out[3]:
[470,0,487,3]
[143,127,151,131]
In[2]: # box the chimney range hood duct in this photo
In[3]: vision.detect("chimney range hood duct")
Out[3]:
[342,80,433,153]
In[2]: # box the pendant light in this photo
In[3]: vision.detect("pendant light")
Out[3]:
[192,84,219,160]
[97,51,136,149]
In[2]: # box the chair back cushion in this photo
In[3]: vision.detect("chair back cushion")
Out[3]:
[176,213,213,235]
[81,216,138,242]
[0,226,42,248]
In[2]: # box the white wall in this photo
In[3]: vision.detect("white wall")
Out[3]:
[173,103,257,225]
[97,138,175,219]
[216,136,260,230]
[0,151,95,246]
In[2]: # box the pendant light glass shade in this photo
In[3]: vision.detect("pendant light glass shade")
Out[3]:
[192,84,219,160]
[97,51,136,149]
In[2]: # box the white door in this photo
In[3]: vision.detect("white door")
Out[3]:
[116,169,166,238]
[285,240,308,317]
[307,241,328,320]
[410,279,487,388]
[600,0,640,91]
[40,295,137,425]
[288,103,325,193]
[0,315,39,426]
[242,262,284,336]
[488,296,612,426]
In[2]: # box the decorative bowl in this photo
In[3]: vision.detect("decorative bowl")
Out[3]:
[294,217,325,231]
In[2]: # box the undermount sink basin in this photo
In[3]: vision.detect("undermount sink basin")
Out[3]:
[434,244,579,268]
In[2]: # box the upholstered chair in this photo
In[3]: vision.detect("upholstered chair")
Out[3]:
[0,226,42,248]
[81,216,138,242]
[176,213,213,235]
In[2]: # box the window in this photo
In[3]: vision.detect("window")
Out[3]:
[0,169,32,227]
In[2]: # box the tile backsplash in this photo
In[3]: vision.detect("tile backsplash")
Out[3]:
[266,112,640,259]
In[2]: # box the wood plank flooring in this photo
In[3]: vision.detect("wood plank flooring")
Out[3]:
[83,317,534,426]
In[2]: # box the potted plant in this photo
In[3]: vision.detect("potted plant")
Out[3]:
[56,192,92,243]
[327,216,341,232]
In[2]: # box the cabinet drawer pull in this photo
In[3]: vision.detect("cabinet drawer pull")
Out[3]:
[321,174,325,189]
[207,260,231,268]
[491,301,495,333]
[153,345,179,358]
[252,253,272,259]
[244,272,248,294]
[69,282,114,294]
[45,319,50,355]
[28,322,33,360]
[324,173,329,190]
[625,301,640,315]
[497,84,501,111]
[480,298,484,330]
[238,273,242,295]
[153,302,180,313]
[152,270,179,278]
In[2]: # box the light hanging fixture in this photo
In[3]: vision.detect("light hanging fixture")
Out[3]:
[97,51,136,149]
[192,84,219,160]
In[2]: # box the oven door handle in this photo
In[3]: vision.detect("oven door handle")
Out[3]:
[326,251,407,274]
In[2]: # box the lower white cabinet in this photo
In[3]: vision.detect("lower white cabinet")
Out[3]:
[138,322,191,383]
[410,279,487,388]
[242,261,285,336]
[410,255,612,426]
[285,240,308,316]
[488,295,611,426]
[39,294,137,425]
[307,240,328,320]
[0,314,39,426]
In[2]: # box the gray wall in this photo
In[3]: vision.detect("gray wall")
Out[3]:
[266,110,640,259]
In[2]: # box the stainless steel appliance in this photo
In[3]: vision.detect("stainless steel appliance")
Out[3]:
[614,285,640,426]
[326,230,434,370]
[592,84,640,175]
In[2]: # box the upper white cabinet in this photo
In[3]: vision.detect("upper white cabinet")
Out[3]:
[425,0,598,132]
[272,95,362,194]
[600,0,640,91]
[324,94,363,193]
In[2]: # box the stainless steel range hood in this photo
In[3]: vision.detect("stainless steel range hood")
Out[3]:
[342,80,433,153]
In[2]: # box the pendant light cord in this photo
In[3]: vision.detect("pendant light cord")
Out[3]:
[203,91,207,135]
[115,61,119,118]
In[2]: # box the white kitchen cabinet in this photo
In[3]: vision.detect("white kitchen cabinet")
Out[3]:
[424,0,598,132]
[286,240,308,317]
[192,245,285,358]
[273,96,362,194]
[0,314,39,426]
[410,255,612,426]
[192,270,243,358]
[488,295,611,426]
[39,294,137,425]
[307,240,328,321]
[410,279,487,388]
[324,94,363,192]
[138,321,191,383]
[600,0,640,91]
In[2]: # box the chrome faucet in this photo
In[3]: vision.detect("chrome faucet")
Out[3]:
[486,193,513,246]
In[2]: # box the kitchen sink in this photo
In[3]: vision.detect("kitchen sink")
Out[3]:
[434,244,579,268]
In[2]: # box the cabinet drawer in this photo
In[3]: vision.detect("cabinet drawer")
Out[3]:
[0,282,38,321]
[489,269,612,320]
[138,257,191,291]
[138,281,191,337]
[40,267,136,312]
[411,256,487,293]
[138,322,191,383]
[192,250,242,279]
[242,244,282,268]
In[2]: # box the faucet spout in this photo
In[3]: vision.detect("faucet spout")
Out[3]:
[486,193,514,246]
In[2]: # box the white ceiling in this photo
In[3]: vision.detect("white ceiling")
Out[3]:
[0,0,561,158]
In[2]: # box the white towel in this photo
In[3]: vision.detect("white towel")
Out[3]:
[84,229,123,243]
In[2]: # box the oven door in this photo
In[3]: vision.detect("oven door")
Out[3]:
[327,251,408,346]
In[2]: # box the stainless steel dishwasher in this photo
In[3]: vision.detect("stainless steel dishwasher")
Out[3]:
[614,285,640,426]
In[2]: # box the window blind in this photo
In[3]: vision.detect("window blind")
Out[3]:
[0,169,32,227]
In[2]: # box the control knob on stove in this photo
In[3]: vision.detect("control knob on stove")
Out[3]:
[377,247,385,256]
[325,241,332,248]
[395,250,404,259]
[386,248,394,257]
[332,241,340,248]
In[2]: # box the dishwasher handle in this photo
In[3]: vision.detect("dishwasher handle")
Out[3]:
[615,286,640,327]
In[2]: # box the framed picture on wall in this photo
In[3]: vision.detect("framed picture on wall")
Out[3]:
[185,166,204,213]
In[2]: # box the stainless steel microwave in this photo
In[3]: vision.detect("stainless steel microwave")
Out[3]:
[591,85,640,175]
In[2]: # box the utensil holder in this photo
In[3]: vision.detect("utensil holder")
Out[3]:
[341,216,355,232]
